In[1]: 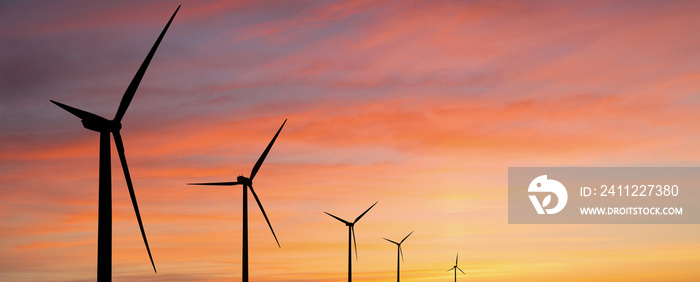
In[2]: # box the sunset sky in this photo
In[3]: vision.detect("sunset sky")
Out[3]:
[2,0,700,281]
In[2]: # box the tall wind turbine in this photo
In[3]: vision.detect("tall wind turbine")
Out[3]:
[383,231,413,282]
[188,119,286,282]
[50,5,180,281]
[447,253,466,282]
[325,202,378,282]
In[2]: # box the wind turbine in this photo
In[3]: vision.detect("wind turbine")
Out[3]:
[447,253,466,282]
[50,5,180,281]
[325,201,378,282]
[383,231,413,282]
[188,119,286,282]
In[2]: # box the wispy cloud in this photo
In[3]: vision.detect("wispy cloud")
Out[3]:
[2,0,700,281]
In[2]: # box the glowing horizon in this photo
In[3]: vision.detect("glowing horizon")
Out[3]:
[1,1,700,281]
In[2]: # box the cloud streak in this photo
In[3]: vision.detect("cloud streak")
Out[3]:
[2,0,700,281]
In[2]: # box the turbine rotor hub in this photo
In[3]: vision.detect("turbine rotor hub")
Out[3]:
[109,120,122,131]
[237,175,252,186]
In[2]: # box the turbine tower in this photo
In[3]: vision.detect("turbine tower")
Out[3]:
[325,202,378,282]
[50,5,180,281]
[383,231,413,282]
[447,253,466,282]
[188,119,286,282]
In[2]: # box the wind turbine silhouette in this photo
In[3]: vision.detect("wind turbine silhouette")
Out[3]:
[325,201,378,282]
[188,119,286,282]
[447,253,466,282]
[50,6,179,281]
[383,231,413,282]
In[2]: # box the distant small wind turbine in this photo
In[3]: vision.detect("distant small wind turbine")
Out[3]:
[447,253,466,282]
[325,202,378,282]
[188,119,286,282]
[50,5,180,281]
[383,231,413,282]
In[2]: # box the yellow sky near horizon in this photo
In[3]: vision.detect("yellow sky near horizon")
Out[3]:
[2,0,700,281]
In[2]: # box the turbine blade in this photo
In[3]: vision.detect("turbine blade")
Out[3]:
[458,267,465,275]
[352,226,358,261]
[400,246,405,263]
[249,119,286,180]
[447,267,455,272]
[248,185,280,248]
[51,100,104,121]
[114,5,180,122]
[324,212,351,225]
[383,238,399,245]
[400,230,414,244]
[113,131,156,273]
[354,201,377,223]
[456,252,459,265]
[187,182,241,186]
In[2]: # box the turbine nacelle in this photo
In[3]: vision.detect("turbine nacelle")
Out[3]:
[237,175,252,186]
[50,100,122,132]
[82,117,122,133]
